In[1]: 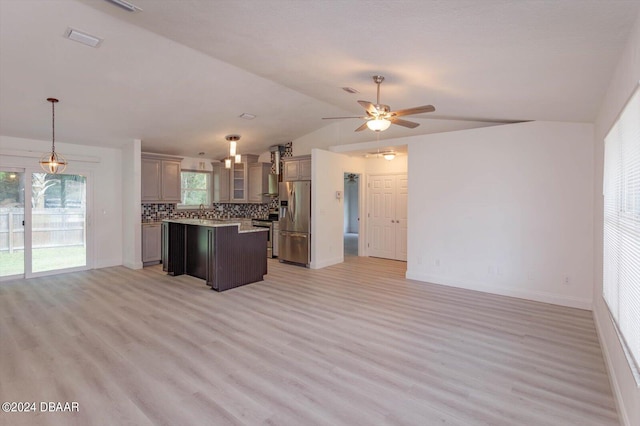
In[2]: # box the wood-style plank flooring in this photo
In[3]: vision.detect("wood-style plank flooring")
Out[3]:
[0,257,618,425]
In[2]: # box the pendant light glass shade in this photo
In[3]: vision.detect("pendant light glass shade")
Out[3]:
[366,117,391,132]
[235,154,241,163]
[40,98,67,174]
[229,141,237,157]
[224,158,231,169]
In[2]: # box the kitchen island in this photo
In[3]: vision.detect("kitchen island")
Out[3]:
[162,218,268,291]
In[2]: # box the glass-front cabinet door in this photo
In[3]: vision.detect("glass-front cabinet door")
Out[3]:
[232,161,245,202]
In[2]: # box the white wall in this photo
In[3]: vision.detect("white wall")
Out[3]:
[592,11,640,426]
[405,121,594,310]
[311,149,365,268]
[365,155,408,174]
[0,135,124,269]
[181,156,214,171]
[122,139,141,269]
[295,124,341,156]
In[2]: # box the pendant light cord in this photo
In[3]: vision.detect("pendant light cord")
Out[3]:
[51,99,55,154]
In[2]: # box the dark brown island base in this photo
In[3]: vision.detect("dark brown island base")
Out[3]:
[161,218,268,291]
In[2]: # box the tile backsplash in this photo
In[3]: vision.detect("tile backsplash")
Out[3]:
[142,142,292,223]
[142,203,269,223]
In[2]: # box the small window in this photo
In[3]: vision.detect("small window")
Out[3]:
[178,170,211,209]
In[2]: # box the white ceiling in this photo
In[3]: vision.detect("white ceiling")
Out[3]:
[1,0,639,160]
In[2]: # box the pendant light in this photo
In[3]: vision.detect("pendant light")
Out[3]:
[40,98,68,174]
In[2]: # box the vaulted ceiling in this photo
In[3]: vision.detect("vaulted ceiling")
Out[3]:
[1,0,638,160]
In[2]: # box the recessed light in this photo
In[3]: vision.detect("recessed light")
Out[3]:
[342,87,359,94]
[64,28,102,48]
[198,152,205,156]
[239,113,256,120]
[103,0,142,12]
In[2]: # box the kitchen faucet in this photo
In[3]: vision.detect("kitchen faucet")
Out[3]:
[199,204,205,218]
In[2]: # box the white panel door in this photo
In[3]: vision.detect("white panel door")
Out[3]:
[367,174,408,261]
[396,175,408,261]
[368,175,396,259]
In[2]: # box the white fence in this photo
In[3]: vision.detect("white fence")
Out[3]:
[0,208,85,253]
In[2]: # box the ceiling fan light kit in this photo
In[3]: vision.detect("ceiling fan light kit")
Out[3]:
[366,117,391,132]
[323,75,435,132]
[383,152,396,161]
[40,98,68,174]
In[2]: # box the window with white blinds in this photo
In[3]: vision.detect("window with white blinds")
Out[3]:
[603,85,640,372]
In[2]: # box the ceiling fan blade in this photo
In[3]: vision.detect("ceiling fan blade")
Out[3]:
[357,100,378,116]
[390,117,420,128]
[391,105,435,117]
[322,116,366,120]
[354,122,369,132]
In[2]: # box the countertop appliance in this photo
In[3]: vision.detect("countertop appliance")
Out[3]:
[278,181,311,267]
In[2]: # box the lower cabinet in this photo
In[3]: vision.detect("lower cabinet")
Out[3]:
[142,223,162,265]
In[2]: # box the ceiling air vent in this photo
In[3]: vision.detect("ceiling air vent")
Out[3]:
[103,0,142,12]
[64,28,102,48]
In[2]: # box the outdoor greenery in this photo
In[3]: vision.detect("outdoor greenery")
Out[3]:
[180,171,210,206]
[0,172,23,207]
[0,246,86,276]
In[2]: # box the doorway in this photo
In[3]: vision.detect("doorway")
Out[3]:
[0,169,88,280]
[344,172,360,256]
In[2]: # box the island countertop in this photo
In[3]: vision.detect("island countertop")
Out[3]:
[162,218,268,233]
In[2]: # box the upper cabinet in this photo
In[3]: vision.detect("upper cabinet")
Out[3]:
[282,155,311,181]
[141,153,183,203]
[211,161,230,203]
[229,154,256,203]
[212,156,271,204]
[248,162,272,203]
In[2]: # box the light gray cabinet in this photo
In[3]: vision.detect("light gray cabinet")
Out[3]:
[142,223,162,265]
[282,155,311,181]
[230,154,259,203]
[141,154,183,203]
[211,161,230,203]
[248,162,272,203]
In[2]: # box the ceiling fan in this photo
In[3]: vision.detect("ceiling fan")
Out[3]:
[323,75,435,132]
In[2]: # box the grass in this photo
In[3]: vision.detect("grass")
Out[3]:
[0,246,86,277]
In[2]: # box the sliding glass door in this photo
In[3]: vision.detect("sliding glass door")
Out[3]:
[0,169,88,280]
[31,173,87,274]
[0,169,25,278]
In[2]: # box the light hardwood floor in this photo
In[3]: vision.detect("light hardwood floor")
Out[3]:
[0,257,618,426]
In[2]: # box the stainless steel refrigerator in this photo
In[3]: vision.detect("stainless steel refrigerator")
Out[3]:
[278,181,311,266]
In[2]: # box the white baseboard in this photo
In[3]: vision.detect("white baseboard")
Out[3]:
[405,270,592,310]
[593,308,632,426]
[94,258,126,269]
[122,261,143,270]
[310,256,344,269]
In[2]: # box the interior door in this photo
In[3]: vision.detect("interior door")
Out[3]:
[396,175,408,261]
[368,175,396,259]
[367,174,408,261]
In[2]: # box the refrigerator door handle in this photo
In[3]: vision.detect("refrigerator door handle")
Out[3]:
[291,187,296,222]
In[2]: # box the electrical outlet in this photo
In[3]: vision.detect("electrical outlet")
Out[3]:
[563,276,570,285]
